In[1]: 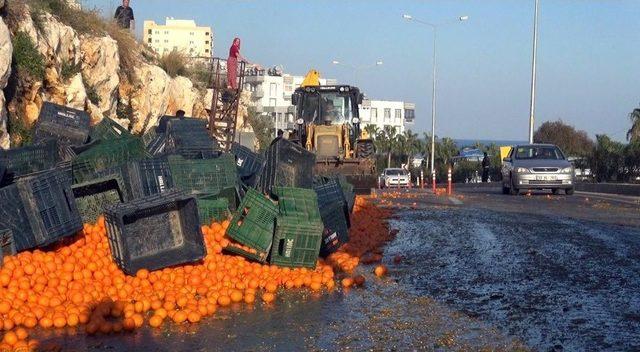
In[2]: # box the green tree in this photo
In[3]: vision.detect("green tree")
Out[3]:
[363,124,379,140]
[436,137,459,166]
[589,134,625,182]
[246,108,273,152]
[627,106,640,143]
[374,126,398,168]
[398,130,419,167]
[533,120,594,157]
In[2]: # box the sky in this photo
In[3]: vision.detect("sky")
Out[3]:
[81,0,639,142]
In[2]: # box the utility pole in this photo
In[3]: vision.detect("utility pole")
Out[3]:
[528,0,540,143]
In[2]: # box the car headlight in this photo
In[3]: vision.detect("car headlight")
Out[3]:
[296,118,304,125]
[561,167,573,173]
[515,167,529,173]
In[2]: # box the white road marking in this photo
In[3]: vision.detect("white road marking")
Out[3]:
[449,197,463,205]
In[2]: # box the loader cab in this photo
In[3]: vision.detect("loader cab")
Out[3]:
[291,85,364,158]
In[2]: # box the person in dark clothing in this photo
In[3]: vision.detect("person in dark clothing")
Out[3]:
[176,110,186,119]
[481,152,491,182]
[114,0,135,30]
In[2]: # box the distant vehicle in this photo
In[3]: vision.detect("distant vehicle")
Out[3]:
[501,144,575,195]
[379,168,410,188]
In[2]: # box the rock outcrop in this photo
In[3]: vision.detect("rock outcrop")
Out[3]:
[0,2,215,148]
[0,17,12,149]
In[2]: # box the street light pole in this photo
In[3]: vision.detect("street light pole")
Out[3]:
[331,60,383,86]
[403,14,468,191]
[528,0,540,144]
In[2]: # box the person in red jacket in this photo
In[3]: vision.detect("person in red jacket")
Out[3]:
[227,38,254,90]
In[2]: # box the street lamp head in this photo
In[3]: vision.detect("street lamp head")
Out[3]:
[402,14,413,20]
[459,15,469,21]
[331,60,340,65]
[376,60,383,66]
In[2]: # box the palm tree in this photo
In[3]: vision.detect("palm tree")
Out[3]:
[628,106,640,142]
[400,130,419,167]
[437,137,459,166]
[363,124,379,140]
[375,126,398,168]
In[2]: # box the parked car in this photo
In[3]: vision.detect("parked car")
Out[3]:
[501,144,575,195]
[379,168,411,188]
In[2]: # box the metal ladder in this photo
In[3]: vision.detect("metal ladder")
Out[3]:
[208,58,246,152]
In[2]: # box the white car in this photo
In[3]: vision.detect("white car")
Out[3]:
[380,168,411,188]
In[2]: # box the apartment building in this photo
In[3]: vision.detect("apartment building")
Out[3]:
[143,18,213,58]
[359,99,415,135]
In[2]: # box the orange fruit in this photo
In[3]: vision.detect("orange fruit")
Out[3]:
[149,315,163,328]
[229,290,243,303]
[217,296,231,307]
[15,327,28,341]
[341,278,353,288]
[374,265,387,277]
[244,293,255,304]
[2,331,18,346]
[187,311,201,323]
[172,311,187,324]
[262,292,275,304]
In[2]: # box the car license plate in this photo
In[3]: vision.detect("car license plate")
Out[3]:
[536,176,557,181]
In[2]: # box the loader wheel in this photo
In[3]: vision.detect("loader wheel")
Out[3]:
[357,140,375,159]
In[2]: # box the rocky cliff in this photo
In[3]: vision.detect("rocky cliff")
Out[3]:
[0,0,249,149]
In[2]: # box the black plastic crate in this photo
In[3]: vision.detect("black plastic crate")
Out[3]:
[166,132,220,160]
[72,175,126,223]
[104,190,206,275]
[0,229,16,265]
[145,133,167,157]
[0,139,60,178]
[231,142,264,187]
[34,102,91,146]
[319,202,349,257]
[90,117,132,142]
[0,168,83,252]
[259,138,316,195]
[314,177,351,227]
[124,157,174,199]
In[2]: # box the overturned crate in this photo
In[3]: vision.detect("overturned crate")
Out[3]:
[270,215,324,269]
[225,188,277,263]
[89,117,132,142]
[34,102,91,146]
[0,229,16,266]
[258,138,316,195]
[319,201,349,257]
[124,157,174,200]
[72,137,148,184]
[230,142,264,187]
[167,154,237,196]
[72,174,127,223]
[0,139,60,179]
[105,190,206,275]
[272,186,321,221]
[196,195,230,225]
[0,168,83,252]
[314,177,351,226]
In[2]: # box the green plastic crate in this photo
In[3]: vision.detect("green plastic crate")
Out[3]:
[72,175,126,223]
[90,117,132,142]
[168,154,237,196]
[225,188,277,263]
[72,137,148,184]
[269,215,324,269]
[272,187,321,221]
[197,196,230,225]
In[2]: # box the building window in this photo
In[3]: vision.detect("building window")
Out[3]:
[286,113,294,123]
[395,109,401,120]
[384,108,391,121]
[154,39,159,43]
[371,108,378,122]
[164,30,169,35]
[164,39,168,43]
[269,83,277,97]
[147,38,152,43]
[205,41,210,45]
[405,109,415,122]
[205,32,210,36]
[190,32,194,35]
[147,29,152,35]
[155,30,159,35]
[269,98,277,107]
[205,49,210,53]
[189,41,194,44]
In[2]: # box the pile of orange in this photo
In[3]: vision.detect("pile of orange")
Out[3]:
[0,196,393,351]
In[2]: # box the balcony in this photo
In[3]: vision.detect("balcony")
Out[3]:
[251,87,264,99]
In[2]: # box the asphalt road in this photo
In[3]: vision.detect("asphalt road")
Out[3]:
[381,186,640,351]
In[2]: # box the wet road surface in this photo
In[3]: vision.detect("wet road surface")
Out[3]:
[382,187,640,351]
